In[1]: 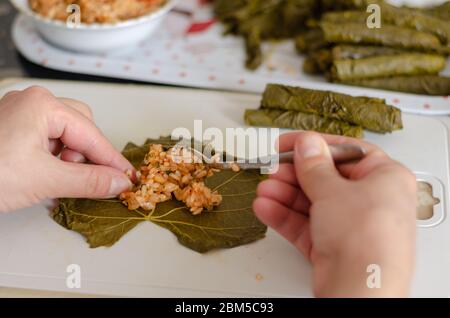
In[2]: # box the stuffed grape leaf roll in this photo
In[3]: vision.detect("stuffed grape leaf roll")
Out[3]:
[213,0,317,70]
[379,2,450,46]
[320,22,443,52]
[245,30,263,70]
[322,2,450,46]
[423,2,450,21]
[303,49,333,74]
[331,45,408,60]
[320,0,367,11]
[303,46,410,75]
[331,54,447,81]
[245,109,364,138]
[303,57,322,75]
[339,76,450,96]
[295,28,329,54]
[261,84,403,133]
[321,10,368,24]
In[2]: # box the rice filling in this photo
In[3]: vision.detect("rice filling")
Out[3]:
[120,144,223,215]
[29,0,167,23]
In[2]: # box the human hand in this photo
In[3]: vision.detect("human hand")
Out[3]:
[253,132,417,297]
[0,86,134,213]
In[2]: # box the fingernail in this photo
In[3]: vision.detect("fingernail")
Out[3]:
[109,176,132,197]
[296,134,326,159]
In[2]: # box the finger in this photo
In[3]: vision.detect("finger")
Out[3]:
[257,179,310,214]
[269,163,298,186]
[278,131,380,154]
[49,139,64,156]
[253,197,312,260]
[47,104,134,174]
[49,159,132,199]
[279,132,385,182]
[293,132,346,201]
[57,97,94,120]
[61,148,87,163]
[52,99,93,162]
[338,150,389,180]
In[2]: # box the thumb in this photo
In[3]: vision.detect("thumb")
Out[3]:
[49,160,132,199]
[293,132,345,201]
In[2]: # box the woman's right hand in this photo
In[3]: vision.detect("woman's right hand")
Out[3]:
[254,132,417,297]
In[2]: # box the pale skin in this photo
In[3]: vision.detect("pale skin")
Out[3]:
[0,87,417,297]
[0,86,134,212]
[253,132,417,297]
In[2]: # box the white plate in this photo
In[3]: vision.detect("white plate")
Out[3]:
[0,79,450,297]
[11,0,450,116]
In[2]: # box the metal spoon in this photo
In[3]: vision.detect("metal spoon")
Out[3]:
[189,144,366,170]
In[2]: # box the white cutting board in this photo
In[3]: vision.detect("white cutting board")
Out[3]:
[0,79,449,297]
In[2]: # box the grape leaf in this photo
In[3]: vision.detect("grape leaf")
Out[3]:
[52,138,267,253]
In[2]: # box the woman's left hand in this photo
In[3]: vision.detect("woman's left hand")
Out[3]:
[0,86,134,213]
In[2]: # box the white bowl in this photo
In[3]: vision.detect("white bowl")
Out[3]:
[10,0,177,54]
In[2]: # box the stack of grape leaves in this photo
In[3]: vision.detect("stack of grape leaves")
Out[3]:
[53,137,267,253]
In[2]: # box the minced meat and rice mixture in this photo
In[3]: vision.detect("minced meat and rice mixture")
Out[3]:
[120,144,225,215]
[29,0,167,24]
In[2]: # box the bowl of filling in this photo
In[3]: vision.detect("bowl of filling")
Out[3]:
[10,0,177,53]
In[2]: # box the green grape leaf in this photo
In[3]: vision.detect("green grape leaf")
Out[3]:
[53,138,267,253]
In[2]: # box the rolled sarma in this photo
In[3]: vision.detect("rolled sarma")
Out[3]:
[320,22,443,52]
[245,30,263,70]
[321,4,450,46]
[303,49,333,74]
[214,0,318,70]
[304,45,411,75]
[295,28,329,54]
[303,57,323,75]
[379,2,450,46]
[319,0,367,11]
[423,2,450,21]
[321,10,368,24]
[331,54,447,81]
[340,75,450,96]
[261,84,403,133]
[244,108,364,138]
[331,45,407,60]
